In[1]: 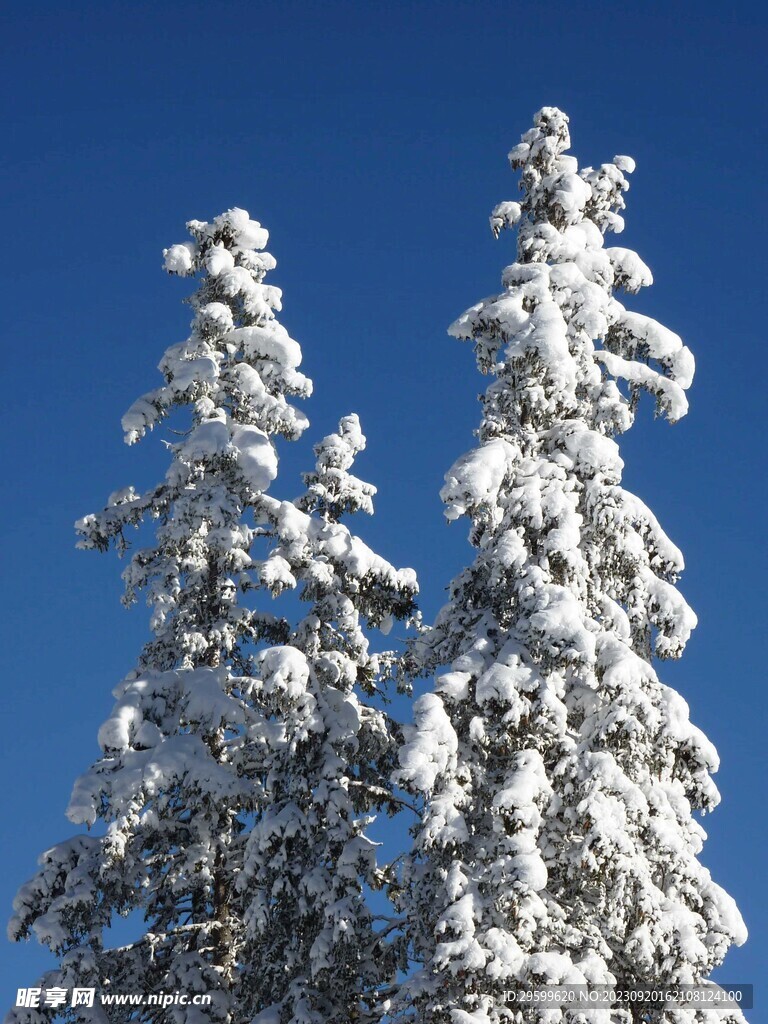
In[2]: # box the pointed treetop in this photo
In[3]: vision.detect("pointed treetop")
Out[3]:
[299,413,377,521]
[491,106,639,261]
[458,107,693,430]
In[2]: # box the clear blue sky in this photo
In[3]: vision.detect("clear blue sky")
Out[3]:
[1,0,765,1013]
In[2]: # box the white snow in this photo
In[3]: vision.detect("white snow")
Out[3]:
[163,241,196,275]
[228,322,303,370]
[231,424,278,491]
[396,693,458,792]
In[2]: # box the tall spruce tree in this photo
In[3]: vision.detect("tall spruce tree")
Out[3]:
[393,108,747,1024]
[8,209,417,1024]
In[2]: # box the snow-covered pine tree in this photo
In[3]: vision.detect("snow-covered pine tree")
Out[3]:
[236,413,418,1024]
[393,108,747,1024]
[8,209,417,1024]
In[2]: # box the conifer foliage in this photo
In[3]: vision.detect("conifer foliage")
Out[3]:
[394,108,747,1023]
[8,209,417,1024]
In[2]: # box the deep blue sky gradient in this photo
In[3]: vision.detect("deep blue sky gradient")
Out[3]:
[1,0,766,1012]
